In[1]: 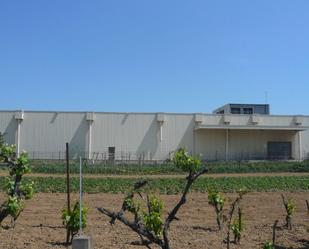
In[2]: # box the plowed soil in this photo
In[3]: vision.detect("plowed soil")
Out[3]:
[1,192,309,249]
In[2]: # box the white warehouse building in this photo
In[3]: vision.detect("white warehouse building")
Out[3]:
[0,104,309,162]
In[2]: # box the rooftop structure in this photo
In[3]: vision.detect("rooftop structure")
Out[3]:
[213,103,270,115]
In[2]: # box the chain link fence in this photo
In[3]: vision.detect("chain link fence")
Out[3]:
[26,150,175,165]
[26,149,309,164]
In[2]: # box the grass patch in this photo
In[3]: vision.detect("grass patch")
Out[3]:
[1,175,309,194]
[207,161,309,174]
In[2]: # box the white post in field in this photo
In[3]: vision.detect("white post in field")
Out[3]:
[79,156,83,234]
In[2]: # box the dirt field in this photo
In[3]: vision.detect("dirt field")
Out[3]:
[1,192,309,249]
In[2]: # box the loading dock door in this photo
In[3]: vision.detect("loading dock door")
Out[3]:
[267,142,292,160]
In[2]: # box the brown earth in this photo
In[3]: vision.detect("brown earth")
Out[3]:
[0,192,309,249]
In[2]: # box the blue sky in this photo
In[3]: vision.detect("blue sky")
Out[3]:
[1,1,308,114]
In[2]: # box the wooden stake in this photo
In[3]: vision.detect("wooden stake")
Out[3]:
[66,142,71,244]
[272,220,278,246]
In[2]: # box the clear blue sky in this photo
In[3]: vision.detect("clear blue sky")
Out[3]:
[1,1,308,115]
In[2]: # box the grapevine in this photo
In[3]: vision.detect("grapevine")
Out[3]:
[0,132,34,227]
[98,148,208,249]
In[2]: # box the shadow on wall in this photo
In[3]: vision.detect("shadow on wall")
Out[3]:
[137,116,195,161]
[4,117,17,145]
[121,113,129,125]
[69,118,88,159]
[137,116,159,160]
[50,112,58,124]
[176,118,195,155]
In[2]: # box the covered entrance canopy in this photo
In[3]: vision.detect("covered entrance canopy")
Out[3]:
[194,124,307,161]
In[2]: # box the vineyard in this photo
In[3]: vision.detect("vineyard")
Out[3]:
[0,192,309,249]
[1,137,309,249]
[0,174,308,248]
[1,175,309,193]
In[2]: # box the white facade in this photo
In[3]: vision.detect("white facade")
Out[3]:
[0,110,308,161]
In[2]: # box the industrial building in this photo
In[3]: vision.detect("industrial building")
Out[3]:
[0,104,308,162]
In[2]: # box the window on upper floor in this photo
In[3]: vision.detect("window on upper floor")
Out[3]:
[243,108,253,114]
[231,108,241,114]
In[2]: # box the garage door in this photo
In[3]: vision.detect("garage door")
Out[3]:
[267,142,292,160]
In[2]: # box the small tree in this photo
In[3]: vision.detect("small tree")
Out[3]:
[97,148,208,249]
[226,189,247,249]
[263,220,278,249]
[281,194,295,230]
[0,140,34,227]
[62,201,87,244]
[208,188,225,230]
[0,132,5,147]
[231,207,243,244]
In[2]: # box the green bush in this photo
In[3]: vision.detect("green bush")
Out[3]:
[143,195,164,236]
[0,140,34,225]
[208,188,225,230]
[263,241,274,249]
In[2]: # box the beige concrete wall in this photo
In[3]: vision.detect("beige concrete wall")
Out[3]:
[19,112,87,158]
[0,110,309,161]
[300,118,309,159]
[91,113,194,160]
[195,129,226,160]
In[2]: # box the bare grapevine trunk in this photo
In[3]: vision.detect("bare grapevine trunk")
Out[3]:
[98,149,208,249]
[215,205,222,230]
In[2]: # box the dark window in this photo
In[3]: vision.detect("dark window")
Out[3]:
[243,108,253,114]
[217,110,224,114]
[231,108,241,114]
[108,147,115,161]
[267,142,292,160]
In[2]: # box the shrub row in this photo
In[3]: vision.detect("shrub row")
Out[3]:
[1,175,309,194]
[23,160,309,175]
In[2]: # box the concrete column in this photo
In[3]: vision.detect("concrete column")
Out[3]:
[88,121,93,159]
[86,113,95,160]
[225,129,229,161]
[193,130,196,156]
[16,120,21,155]
[14,111,24,156]
[298,131,302,161]
[194,114,203,157]
[159,123,163,142]
[157,113,165,142]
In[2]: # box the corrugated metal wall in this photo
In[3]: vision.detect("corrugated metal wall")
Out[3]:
[0,111,16,145]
